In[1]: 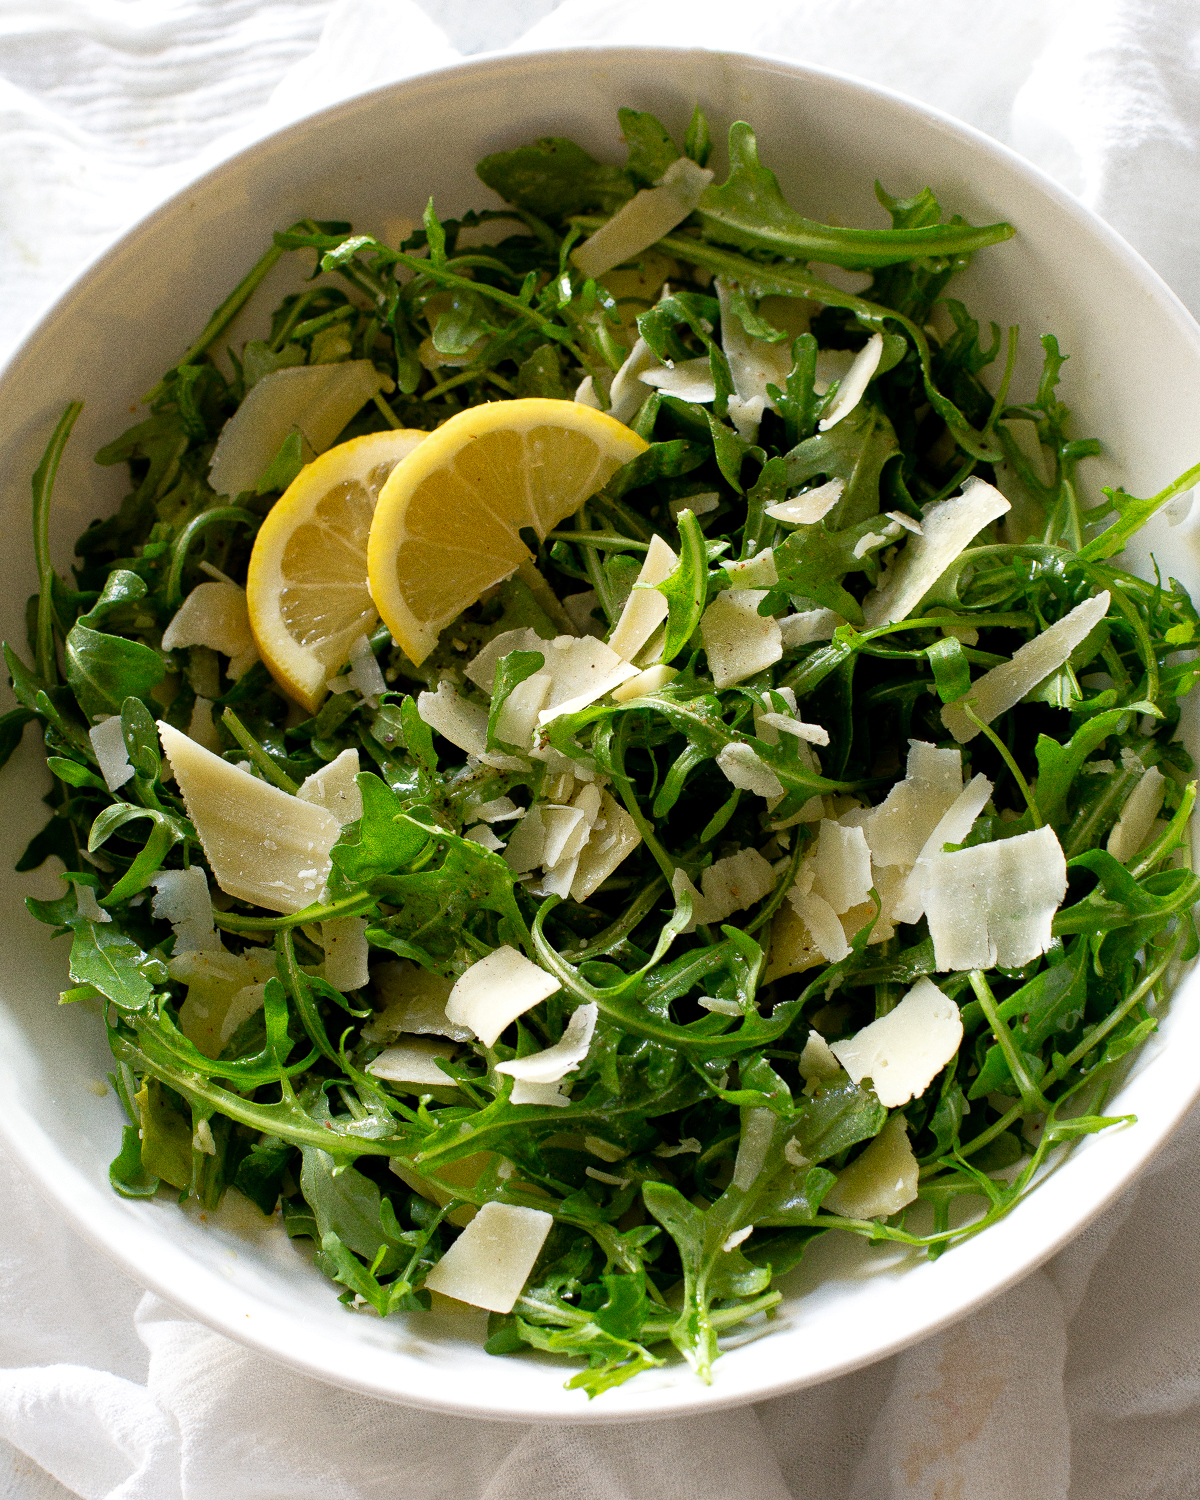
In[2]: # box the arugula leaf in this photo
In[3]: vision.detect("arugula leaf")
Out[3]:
[477,139,634,218]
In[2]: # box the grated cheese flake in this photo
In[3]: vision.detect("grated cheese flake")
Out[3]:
[1107,765,1167,862]
[444,946,559,1047]
[716,741,784,799]
[798,1029,842,1085]
[725,550,779,589]
[831,978,963,1107]
[892,771,994,925]
[862,478,1011,630]
[347,634,386,698]
[640,357,717,404]
[609,534,677,661]
[787,888,849,963]
[323,916,369,990]
[942,591,1111,743]
[823,1113,919,1220]
[149,867,219,953]
[818,333,884,431]
[417,682,489,758]
[89,715,134,792]
[157,720,339,914]
[496,1002,598,1084]
[610,663,679,703]
[297,748,362,825]
[161,580,258,679]
[570,791,641,901]
[510,1079,570,1107]
[364,963,472,1042]
[862,740,963,870]
[424,1200,554,1313]
[765,479,844,527]
[572,157,714,281]
[809,819,873,914]
[367,1036,457,1089]
[923,824,1068,970]
[700,589,783,688]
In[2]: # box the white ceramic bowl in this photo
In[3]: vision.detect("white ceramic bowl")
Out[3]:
[2,45,1199,1423]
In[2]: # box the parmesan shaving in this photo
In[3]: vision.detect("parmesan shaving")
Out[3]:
[161,580,258,679]
[779,609,843,648]
[798,1029,842,1085]
[572,157,713,281]
[862,740,963,869]
[608,534,677,661]
[89,715,133,792]
[469,796,522,823]
[725,550,779,589]
[423,1200,554,1312]
[150,867,219,953]
[862,478,1011,630]
[347,633,386,698]
[570,791,641,901]
[209,360,388,497]
[818,333,884,431]
[465,823,504,851]
[700,589,783,688]
[610,663,679,702]
[892,772,994,924]
[186,696,221,752]
[765,479,844,527]
[823,1113,918,1220]
[495,1002,598,1084]
[831,978,963,1107]
[923,824,1068,970]
[444,946,559,1048]
[510,1079,570,1108]
[808,819,873,914]
[367,1036,457,1089]
[323,916,369,990]
[670,491,719,522]
[364,963,472,1043]
[297,748,362,825]
[157,720,339,914]
[417,682,489,758]
[73,882,110,924]
[941,591,1111,743]
[1107,765,1167,862]
[715,278,793,441]
[606,336,663,425]
[787,888,849,963]
[640,357,717,404]
[716,742,784,799]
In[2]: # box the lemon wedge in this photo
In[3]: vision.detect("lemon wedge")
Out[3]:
[246,428,426,712]
[366,398,648,665]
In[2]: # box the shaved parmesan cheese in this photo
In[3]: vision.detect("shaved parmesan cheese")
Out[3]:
[862,478,1011,630]
[733,1107,776,1190]
[503,806,547,875]
[347,634,386,698]
[838,863,905,947]
[941,591,1111,743]
[610,663,679,702]
[90,715,133,791]
[609,534,677,661]
[572,157,713,281]
[161,581,258,679]
[495,672,551,751]
[364,963,472,1042]
[700,590,783,688]
[765,479,844,527]
[799,1030,842,1085]
[570,791,640,901]
[715,278,793,440]
[495,1002,597,1084]
[758,713,829,746]
[469,796,522,824]
[1107,765,1167,862]
[536,642,638,722]
[444,946,559,1048]
[297,748,362,825]
[424,1200,554,1313]
[819,333,884,431]
[863,740,963,869]
[831,978,963,1107]
[823,1113,918,1220]
[541,804,590,869]
[150,867,219,953]
[158,720,339,913]
[779,609,843,648]
[787,888,849,963]
[73,882,110,924]
[607,337,663,425]
[716,742,784,799]
[187,696,221,752]
[752,686,797,746]
[466,628,549,693]
[698,996,743,1015]
[885,511,922,535]
[323,915,369,990]
[726,550,779,589]
[367,1036,456,1089]
[574,374,601,408]
[171,945,277,1058]
[701,847,775,923]
[670,491,719,522]
[923,824,1068,970]
[510,1079,570,1107]
[763,901,823,982]
[209,361,388,497]
[640,357,716,404]
[892,772,994,924]
[563,590,603,637]
[809,820,873,914]
[466,823,504,851]
[417,682,489,757]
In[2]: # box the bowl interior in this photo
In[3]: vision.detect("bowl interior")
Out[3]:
[2,45,1199,1422]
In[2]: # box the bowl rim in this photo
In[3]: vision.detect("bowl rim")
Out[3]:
[2,39,1199,1423]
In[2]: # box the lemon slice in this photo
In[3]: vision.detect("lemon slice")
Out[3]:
[366,398,649,665]
[246,428,427,712]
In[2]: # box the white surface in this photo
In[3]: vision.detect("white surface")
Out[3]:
[3,1,1200,1494]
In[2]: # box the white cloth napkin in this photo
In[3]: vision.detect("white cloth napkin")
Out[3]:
[4,2,1200,1495]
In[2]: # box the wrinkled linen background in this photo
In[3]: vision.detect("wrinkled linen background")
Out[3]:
[3,2,1200,1495]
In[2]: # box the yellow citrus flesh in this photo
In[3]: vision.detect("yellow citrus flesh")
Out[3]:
[366,398,649,664]
[246,428,427,712]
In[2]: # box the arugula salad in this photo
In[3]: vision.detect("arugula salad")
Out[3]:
[8,103,1200,1397]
